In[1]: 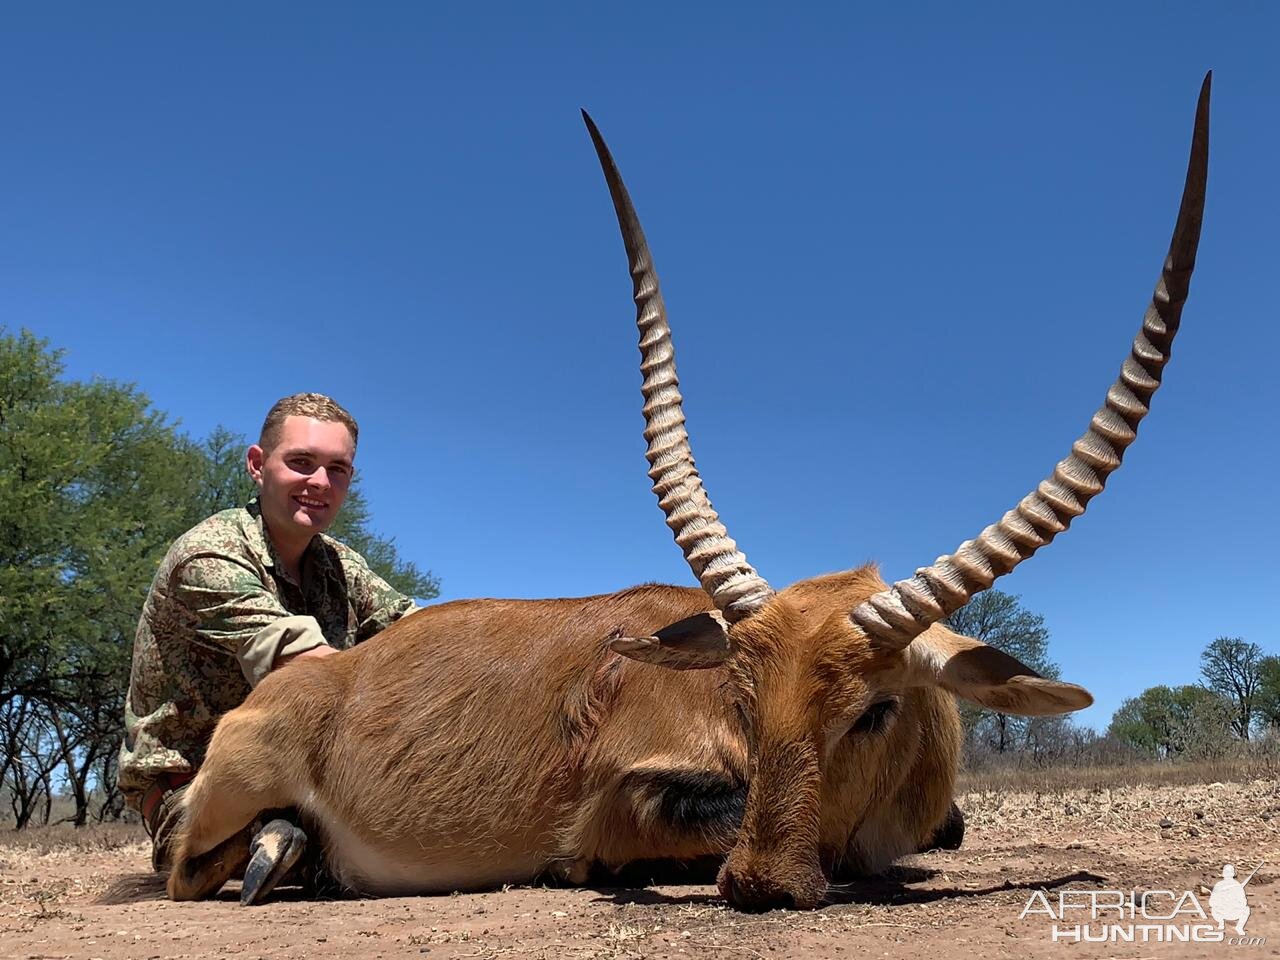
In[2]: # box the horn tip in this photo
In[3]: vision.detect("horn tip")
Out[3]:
[581,108,604,142]
[1196,71,1212,119]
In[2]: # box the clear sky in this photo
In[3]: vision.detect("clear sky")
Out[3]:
[2,3,1276,730]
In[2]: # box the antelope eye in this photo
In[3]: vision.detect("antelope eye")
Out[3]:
[850,699,899,737]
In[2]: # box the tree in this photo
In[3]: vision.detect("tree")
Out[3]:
[1256,655,1280,731]
[1108,684,1234,759]
[196,425,257,518]
[944,590,1058,755]
[1,698,57,828]
[1,328,209,823]
[0,329,204,708]
[1199,636,1265,740]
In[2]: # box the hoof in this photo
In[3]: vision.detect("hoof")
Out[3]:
[240,819,307,906]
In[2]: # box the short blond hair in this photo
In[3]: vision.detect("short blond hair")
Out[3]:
[258,393,359,453]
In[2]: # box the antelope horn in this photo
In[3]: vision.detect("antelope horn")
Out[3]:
[583,110,774,622]
[851,72,1212,649]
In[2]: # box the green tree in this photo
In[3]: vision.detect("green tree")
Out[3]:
[196,425,257,517]
[1200,636,1265,740]
[1108,684,1233,759]
[944,590,1057,754]
[1256,655,1280,731]
[0,329,204,708]
[1,328,207,823]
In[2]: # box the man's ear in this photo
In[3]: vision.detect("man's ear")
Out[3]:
[608,610,730,670]
[246,445,266,487]
[906,625,1092,716]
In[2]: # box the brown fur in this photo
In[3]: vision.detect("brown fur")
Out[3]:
[168,567,1087,910]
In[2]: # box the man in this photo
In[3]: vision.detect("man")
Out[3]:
[119,392,418,900]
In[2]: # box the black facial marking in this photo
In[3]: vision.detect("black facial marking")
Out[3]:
[626,768,747,835]
[850,698,899,737]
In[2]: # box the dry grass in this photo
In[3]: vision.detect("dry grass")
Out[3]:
[957,774,1280,855]
[958,754,1280,794]
[0,821,142,858]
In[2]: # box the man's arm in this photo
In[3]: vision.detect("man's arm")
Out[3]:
[272,644,338,670]
[347,557,420,642]
[171,554,333,687]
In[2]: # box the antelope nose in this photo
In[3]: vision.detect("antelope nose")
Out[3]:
[719,870,801,913]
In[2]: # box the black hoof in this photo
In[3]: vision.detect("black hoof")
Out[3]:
[240,819,307,906]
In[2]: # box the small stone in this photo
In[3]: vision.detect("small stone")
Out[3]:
[1188,855,1200,865]
[1160,829,1174,840]
[1188,826,1201,837]
[1194,809,1205,819]
[1159,818,1174,829]
[1205,818,1217,827]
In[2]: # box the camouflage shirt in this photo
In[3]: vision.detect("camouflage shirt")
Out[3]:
[119,499,418,809]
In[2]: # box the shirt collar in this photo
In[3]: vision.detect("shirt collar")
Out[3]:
[243,499,277,570]
[244,498,338,588]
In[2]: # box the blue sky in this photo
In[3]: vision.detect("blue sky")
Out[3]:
[2,3,1276,730]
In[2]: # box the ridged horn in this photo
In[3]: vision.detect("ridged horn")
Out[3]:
[583,110,773,622]
[851,72,1212,649]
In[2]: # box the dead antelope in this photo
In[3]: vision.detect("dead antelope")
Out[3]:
[167,74,1210,911]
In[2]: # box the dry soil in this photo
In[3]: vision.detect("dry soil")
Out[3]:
[3,779,1277,960]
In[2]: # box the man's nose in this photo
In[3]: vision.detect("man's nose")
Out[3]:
[306,467,333,490]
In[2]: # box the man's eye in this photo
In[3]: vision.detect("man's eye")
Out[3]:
[849,699,899,737]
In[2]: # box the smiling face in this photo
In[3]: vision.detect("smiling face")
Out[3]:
[246,415,356,555]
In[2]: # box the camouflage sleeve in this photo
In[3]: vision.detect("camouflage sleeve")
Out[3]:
[348,558,419,642]
[171,555,330,687]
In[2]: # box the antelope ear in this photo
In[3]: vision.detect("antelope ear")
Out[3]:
[906,625,1093,716]
[608,611,731,670]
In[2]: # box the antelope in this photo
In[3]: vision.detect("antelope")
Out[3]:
[166,74,1210,912]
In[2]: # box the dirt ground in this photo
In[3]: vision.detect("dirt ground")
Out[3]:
[3,778,1277,960]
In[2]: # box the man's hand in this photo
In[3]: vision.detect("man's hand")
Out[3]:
[271,644,339,672]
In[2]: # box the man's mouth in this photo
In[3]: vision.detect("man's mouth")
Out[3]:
[293,495,328,511]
